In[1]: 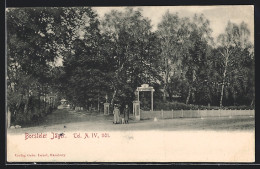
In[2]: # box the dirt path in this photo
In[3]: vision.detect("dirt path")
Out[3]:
[7,109,255,134]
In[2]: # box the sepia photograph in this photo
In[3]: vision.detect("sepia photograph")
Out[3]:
[6,5,255,162]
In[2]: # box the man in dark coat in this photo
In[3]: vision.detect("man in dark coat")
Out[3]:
[123,104,130,124]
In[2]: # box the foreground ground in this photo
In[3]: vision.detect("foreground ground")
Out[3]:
[7,109,255,162]
[7,109,255,134]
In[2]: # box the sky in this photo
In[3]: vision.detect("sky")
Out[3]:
[93,5,254,43]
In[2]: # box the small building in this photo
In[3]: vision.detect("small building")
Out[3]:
[58,99,70,109]
[60,99,68,105]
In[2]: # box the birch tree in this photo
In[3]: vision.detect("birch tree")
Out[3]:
[217,21,253,107]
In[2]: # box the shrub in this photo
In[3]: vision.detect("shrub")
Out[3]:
[223,105,254,110]
[8,95,55,126]
[153,101,254,110]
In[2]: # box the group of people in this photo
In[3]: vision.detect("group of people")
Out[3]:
[113,104,129,124]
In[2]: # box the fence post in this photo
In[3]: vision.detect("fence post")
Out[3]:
[172,109,174,119]
[161,109,164,119]
[198,109,200,118]
[181,109,183,118]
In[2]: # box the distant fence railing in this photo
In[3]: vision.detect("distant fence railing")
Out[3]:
[140,109,255,120]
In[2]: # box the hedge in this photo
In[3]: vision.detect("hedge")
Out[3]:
[153,101,254,110]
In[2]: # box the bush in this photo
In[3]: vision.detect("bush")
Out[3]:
[8,95,56,126]
[223,105,254,110]
[154,101,198,110]
[153,101,254,110]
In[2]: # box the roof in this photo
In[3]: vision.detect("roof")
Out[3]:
[136,84,155,92]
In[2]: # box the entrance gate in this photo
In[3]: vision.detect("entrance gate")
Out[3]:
[133,84,155,120]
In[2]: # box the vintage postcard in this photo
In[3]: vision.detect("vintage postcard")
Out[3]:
[6,5,255,163]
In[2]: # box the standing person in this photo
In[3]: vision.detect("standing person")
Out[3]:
[113,104,120,124]
[123,104,130,124]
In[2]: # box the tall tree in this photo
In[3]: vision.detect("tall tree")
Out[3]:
[157,12,213,104]
[7,7,64,123]
[217,21,253,107]
[101,7,162,108]
[183,14,213,105]
[61,7,108,109]
[157,11,182,101]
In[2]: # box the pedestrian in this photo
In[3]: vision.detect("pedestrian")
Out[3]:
[113,104,120,124]
[123,104,130,124]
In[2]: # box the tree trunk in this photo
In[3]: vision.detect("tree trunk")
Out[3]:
[219,50,229,108]
[24,89,30,114]
[97,93,100,112]
[186,86,191,105]
[191,69,196,103]
[110,89,117,111]
[44,85,47,111]
[163,58,169,102]
[219,84,225,108]
[168,91,173,102]
[250,98,255,106]
[186,69,196,105]
[163,86,167,102]
[38,86,41,110]
[233,93,236,106]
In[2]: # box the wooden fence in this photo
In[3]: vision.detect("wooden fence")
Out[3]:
[140,109,254,120]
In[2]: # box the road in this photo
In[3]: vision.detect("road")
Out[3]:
[7,109,255,134]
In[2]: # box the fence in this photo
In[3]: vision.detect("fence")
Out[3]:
[140,109,255,120]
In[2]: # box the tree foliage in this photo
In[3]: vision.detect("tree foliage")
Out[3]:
[6,7,255,124]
